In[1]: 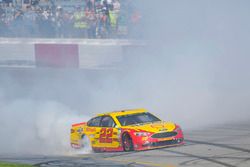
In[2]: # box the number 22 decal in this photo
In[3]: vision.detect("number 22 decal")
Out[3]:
[99,128,113,143]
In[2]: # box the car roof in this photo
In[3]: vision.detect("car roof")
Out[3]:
[97,108,147,117]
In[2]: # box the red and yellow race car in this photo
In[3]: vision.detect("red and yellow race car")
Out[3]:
[70,109,184,152]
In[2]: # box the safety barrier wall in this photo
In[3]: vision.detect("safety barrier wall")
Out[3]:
[0,38,144,69]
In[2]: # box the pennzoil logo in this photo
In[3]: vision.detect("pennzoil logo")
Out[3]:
[77,128,83,133]
[86,127,96,132]
[159,128,168,131]
[151,124,165,128]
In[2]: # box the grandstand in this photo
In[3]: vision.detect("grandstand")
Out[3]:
[0,0,141,39]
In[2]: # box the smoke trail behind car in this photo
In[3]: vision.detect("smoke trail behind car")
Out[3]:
[0,94,90,155]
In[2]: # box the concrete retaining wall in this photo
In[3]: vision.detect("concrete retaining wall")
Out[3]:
[0,38,145,69]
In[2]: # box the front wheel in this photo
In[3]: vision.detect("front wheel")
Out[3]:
[122,133,134,151]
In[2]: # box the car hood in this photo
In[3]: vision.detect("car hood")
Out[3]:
[125,121,176,133]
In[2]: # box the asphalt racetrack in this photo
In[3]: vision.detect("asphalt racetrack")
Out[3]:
[1,121,249,167]
[0,69,250,167]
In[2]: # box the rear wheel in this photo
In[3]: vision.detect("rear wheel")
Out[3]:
[80,134,86,147]
[80,134,92,151]
[122,133,134,151]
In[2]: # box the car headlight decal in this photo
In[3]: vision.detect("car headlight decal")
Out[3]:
[134,132,151,137]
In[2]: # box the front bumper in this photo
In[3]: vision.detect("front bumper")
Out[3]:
[134,137,184,151]
[143,138,184,147]
[132,129,184,151]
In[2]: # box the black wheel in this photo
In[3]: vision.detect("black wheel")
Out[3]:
[80,134,86,148]
[122,133,134,151]
[80,134,93,151]
[81,134,85,139]
[92,147,101,153]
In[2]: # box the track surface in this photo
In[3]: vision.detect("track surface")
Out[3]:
[0,121,250,167]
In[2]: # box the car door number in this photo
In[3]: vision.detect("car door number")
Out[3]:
[99,128,113,143]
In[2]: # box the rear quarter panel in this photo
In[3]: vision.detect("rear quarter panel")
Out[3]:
[70,123,86,147]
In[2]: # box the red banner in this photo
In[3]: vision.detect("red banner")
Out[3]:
[35,44,79,68]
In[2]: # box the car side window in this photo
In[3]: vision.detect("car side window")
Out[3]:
[87,116,102,127]
[100,116,116,127]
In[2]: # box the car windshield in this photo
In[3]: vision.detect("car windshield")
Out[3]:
[117,112,161,126]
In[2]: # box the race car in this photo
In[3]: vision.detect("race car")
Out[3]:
[70,109,184,152]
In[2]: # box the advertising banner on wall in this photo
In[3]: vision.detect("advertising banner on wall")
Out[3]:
[35,44,79,68]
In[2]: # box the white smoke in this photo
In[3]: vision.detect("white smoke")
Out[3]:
[0,97,90,155]
[1,0,250,155]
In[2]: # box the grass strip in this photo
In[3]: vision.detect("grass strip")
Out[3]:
[0,162,32,167]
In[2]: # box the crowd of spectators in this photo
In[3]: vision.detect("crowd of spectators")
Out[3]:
[0,0,141,38]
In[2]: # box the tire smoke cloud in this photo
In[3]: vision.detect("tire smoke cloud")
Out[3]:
[134,0,250,128]
[0,96,90,155]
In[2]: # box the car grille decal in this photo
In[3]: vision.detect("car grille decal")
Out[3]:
[151,132,177,138]
[143,138,184,147]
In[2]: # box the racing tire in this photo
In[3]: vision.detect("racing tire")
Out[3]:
[80,134,86,148]
[122,133,134,151]
[80,134,92,152]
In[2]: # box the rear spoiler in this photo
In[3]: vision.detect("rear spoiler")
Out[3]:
[72,122,87,127]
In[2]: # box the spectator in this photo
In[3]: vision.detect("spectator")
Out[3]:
[86,8,96,38]
[73,6,88,38]
[37,6,55,37]
[22,5,38,37]
[113,0,120,12]
[55,6,64,38]
[0,0,141,39]
[11,9,24,37]
[62,11,73,38]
